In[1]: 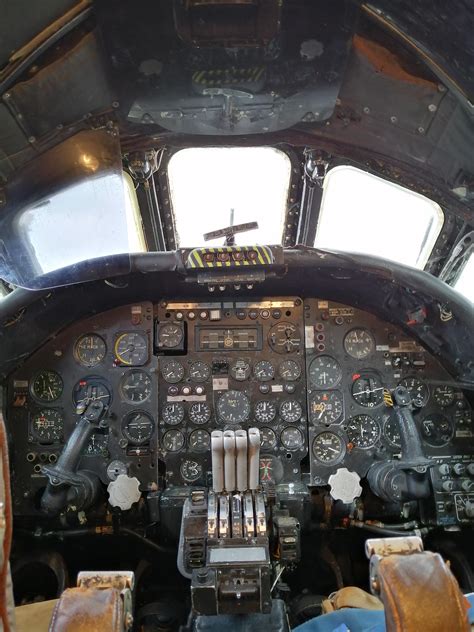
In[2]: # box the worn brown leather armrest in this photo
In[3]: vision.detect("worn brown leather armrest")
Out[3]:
[49,587,124,632]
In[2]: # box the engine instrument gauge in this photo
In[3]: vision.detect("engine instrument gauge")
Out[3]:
[73,377,111,414]
[217,390,251,424]
[259,455,284,483]
[346,415,380,449]
[114,332,148,366]
[74,334,106,367]
[189,361,211,383]
[162,429,185,452]
[268,322,302,353]
[189,402,211,424]
[398,377,429,408]
[280,400,303,423]
[280,427,304,450]
[309,356,342,389]
[253,361,275,382]
[188,429,210,452]
[260,427,277,450]
[122,411,154,445]
[230,359,251,381]
[421,414,454,447]
[162,403,185,425]
[120,370,152,403]
[161,360,185,383]
[254,401,277,423]
[351,374,384,408]
[309,391,343,425]
[157,323,183,349]
[278,360,302,381]
[343,329,375,359]
[312,431,345,465]
[31,370,63,402]
[180,459,203,482]
[30,409,64,443]
[383,413,401,448]
[433,385,456,408]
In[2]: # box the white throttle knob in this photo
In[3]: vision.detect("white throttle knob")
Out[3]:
[328,468,362,504]
[107,474,141,510]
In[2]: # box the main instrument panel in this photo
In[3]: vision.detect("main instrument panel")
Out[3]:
[6,297,474,524]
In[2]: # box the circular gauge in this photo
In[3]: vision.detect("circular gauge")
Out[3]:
[383,413,401,448]
[161,360,185,384]
[351,374,384,408]
[73,377,111,414]
[74,334,106,367]
[188,429,211,452]
[114,332,148,366]
[309,356,342,389]
[260,427,277,450]
[343,329,375,360]
[254,401,277,423]
[312,431,345,465]
[189,402,211,424]
[162,429,185,452]
[122,411,154,445]
[309,391,344,425]
[433,385,456,408]
[280,400,303,423]
[217,390,251,424]
[230,359,251,381]
[398,377,429,408]
[268,322,302,354]
[278,360,301,382]
[85,432,109,457]
[31,409,64,443]
[157,323,183,349]
[31,370,63,403]
[254,361,275,382]
[189,361,211,383]
[120,370,152,403]
[162,403,185,425]
[180,459,203,482]
[280,427,304,450]
[346,415,380,449]
[421,414,454,447]
[259,455,284,484]
[107,460,127,481]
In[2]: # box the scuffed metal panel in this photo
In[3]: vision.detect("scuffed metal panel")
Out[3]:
[0,105,32,183]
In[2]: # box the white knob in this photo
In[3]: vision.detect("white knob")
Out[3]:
[107,474,141,510]
[328,468,362,504]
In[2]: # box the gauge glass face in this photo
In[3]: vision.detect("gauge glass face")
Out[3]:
[398,377,429,408]
[189,361,211,383]
[161,360,185,383]
[309,391,343,425]
[158,323,183,349]
[85,432,109,456]
[259,455,284,483]
[217,390,251,424]
[114,332,148,366]
[73,377,111,414]
[162,403,185,425]
[260,427,277,450]
[122,411,154,445]
[346,415,380,449]
[280,400,302,423]
[280,427,304,450]
[31,409,64,442]
[421,414,454,447]
[343,329,375,359]
[351,374,384,408]
[74,334,106,367]
[383,414,401,448]
[309,356,342,389]
[189,402,211,424]
[254,401,277,423]
[162,429,185,452]
[120,370,152,403]
[278,360,302,381]
[312,431,345,464]
[253,361,275,382]
[230,359,251,381]
[268,322,302,353]
[188,429,211,452]
[433,385,456,407]
[31,370,63,402]
[180,459,203,482]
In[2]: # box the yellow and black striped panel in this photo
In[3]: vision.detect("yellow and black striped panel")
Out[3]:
[192,67,265,88]
[383,389,394,407]
[186,245,274,269]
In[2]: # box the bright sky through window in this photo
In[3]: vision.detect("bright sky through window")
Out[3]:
[168,147,291,247]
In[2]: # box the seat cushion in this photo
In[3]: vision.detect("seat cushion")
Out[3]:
[15,599,58,632]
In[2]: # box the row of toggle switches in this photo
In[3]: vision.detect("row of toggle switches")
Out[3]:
[211,428,261,493]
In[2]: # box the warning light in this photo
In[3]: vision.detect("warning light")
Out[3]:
[352,374,361,381]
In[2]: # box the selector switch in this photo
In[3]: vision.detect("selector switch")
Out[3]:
[453,463,466,476]
[438,464,450,476]
[461,480,474,493]
[442,480,455,492]
[467,463,474,476]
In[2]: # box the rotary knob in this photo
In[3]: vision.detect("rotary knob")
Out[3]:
[107,474,141,510]
[328,468,362,504]
[465,501,474,519]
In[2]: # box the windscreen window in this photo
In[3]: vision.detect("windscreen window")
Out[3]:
[314,166,444,268]
[453,251,474,303]
[168,147,291,247]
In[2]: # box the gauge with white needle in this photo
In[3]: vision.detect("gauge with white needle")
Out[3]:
[351,374,384,407]
[309,391,343,424]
